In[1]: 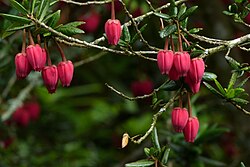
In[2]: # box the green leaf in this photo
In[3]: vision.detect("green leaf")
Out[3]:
[190,49,204,57]
[31,0,37,14]
[231,98,249,105]
[234,88,245,97]
[154,12,171,20]
[159,24,177,38]
[214,79,226,95]
[241,162,246,167]
[198,156,226,166]
[237,77,249,88]
[179,6,198,21]
[189,28,203,34]
[229,3,238,13]
[125,159,154,167]
[144,148,151,157]
[223,11,235,16]
[177,4,187,19]
[59,21,85,28]
[131,24,147,44]
[122,25,131,43]
[151,127,161,152]
[10,0,28,15]
[202,72,217,81]
[228,72,238,90]
[46,10,61,28]
[161,148,170,165]
[225,56,241,70]
[38,0,50,21]
[203,82,224,98]
[225,89,235,99]
[6,23,34,32]
[0,13,31,24]
[50,0,59,6]
[56,22,85,36]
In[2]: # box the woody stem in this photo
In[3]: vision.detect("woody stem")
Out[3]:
[21,29,26,53]
[187,92,192,117]
[111,0,115,20]
[37,34,41,46]
[55,40,67,62]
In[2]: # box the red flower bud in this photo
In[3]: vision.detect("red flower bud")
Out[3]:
[173,52,191,77]
[105,19,122,45]
[23,102,41,121]
[171,107,189,132]
[26,44,46,71]
[131,80,154,96]
[12,108,30,127]
[183,117,199,143]
[168,65,180,81]
[42,65,59,94]
[157,50,174,75]
[58,60,74,87]
[15,53,32,79]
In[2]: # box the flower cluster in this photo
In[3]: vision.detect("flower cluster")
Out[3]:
[171,105,199,143]
[157,39,205,94]
[15,30,74,94]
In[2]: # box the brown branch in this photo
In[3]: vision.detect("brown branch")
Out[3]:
[60,0,112,5]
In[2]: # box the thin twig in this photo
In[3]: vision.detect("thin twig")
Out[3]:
[130,88,181,144]
[60,0,112,5]
[74,51,107,67]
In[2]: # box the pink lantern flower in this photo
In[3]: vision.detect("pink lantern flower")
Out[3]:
[173,52,191,77]
[105,19,122,45]
[15,53,32,79]
[26,44,46,71]
[171,107,189,132]
[57,60,74,87]
[157,50,174,75]
[183,117,199,143]
[42,65,59,94]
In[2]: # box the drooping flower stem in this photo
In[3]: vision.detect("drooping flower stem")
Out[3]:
[176,21,183,52]
[44,41,52,66]
[187,92,192,117]
[37,34,41,46]
[22,29,26,53]
[170,35,175,52]
[28,30,35,45]
[179,92,183,108]
[111,0,115,20]
[55,40,67,62]
[164,37,169,50]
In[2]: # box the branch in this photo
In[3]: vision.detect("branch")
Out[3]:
[60,0,112,5]
[130,89,181,144]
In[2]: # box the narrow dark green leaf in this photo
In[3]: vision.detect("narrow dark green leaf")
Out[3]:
[0,13,31,24]
[131,24,147,44]
[237,77,249,88]
[38,0,50,21]
[151,127,161,152]
[50,0,59,6]
[31,0,37,14]
[198,156,226,166]
[228,72,238,90]
[229,4,238,13]
[225,56,241,70]
[125,159,155,167]
[122,25,131,43]
[177,4,187,19]
[179,6,198,21]
[234,88,245,97]
[203,82,224,98]
[223,11,235,16]
[154,12,171,20]
[159,24,177,38]
[231,98,249,105]
[10,0,28,15]
[6,23,34,32]
[56,22,85,36]
[161,148,170,165]
[46,10,61,28]
[202,72,217,81]
[61,21,85,28]
[189,28,203,34]
[190,49,204,57]
[225,89,235,99]
[241,162,246,167]
[118,39,127,47]
[214,79,226,95]
[144,148,151,157]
